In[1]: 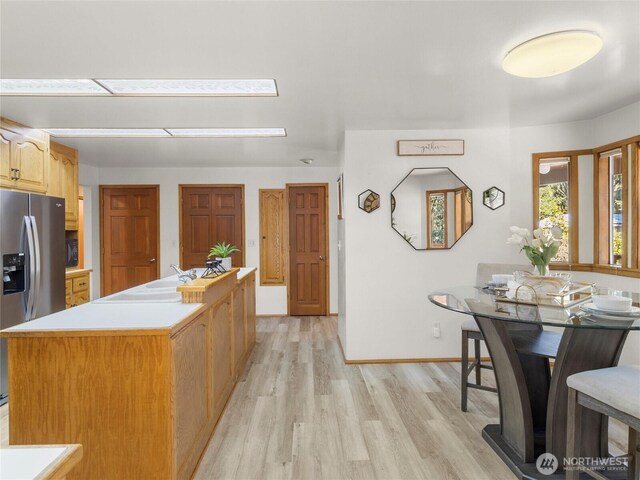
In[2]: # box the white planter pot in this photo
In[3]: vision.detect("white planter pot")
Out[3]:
[217,257,232,271]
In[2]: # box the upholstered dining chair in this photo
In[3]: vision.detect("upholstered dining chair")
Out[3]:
[566,365,640,480]
[460,262,531,412]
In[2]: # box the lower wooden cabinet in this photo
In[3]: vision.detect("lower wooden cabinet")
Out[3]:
[233,280,246,373]
[173,271,255,478]
[65,270,91,308]
[173,310,212,480]
[6,270,256,480]
[245,273,257,348]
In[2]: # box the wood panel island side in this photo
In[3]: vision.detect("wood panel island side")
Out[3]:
[0,267,257,480]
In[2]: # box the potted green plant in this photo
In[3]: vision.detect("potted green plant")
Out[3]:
[208,242,240,271]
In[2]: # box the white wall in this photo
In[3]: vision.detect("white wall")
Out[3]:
[80,165,339,315]
[78,164,100,300]
[337,134,347,350]
[340,101,640,363]
[342,127,514,361]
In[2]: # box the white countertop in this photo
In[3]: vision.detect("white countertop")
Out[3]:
[2,301,203,333]
[237,267,256,280]
[2,267,256,334]
[0,446,69,479]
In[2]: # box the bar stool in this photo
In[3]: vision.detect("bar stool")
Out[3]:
[460,262,530,412]
[461,318,496,412]
[566,365,640,480]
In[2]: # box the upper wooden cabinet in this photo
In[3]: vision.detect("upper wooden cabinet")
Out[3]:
[0,118,80,231]
[49,141,79,230]
[0,118,49,194]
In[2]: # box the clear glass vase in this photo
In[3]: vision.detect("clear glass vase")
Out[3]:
[534,264,550,276]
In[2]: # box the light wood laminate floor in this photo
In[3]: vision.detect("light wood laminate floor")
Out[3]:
[0,316,629,479]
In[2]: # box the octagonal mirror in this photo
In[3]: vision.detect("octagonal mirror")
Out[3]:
[391,167,473,249]
[483,186,505,210]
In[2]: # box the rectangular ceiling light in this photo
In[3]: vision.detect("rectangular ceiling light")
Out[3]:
[95,79,278,96]
[44,128,170,137]
[0,79,278,96]
[42,128,286,138]
[166,128,287,137]
[0,79,110,95]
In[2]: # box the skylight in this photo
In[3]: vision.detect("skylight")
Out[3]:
[0,79,110,95]
[44,129,171,137]
[0,79,278,96]
[43,128,287,138]
[165,128,287,137]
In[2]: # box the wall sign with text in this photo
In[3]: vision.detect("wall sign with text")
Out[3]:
[397,139,464,156]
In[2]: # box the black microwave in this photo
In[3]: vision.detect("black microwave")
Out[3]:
[66,239,78,268]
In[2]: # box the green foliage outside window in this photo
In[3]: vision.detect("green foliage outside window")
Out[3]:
[538,182,569,262]
[430,194,445,246]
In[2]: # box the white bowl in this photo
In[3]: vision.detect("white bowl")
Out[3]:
[492,274,515,285]
[592,295,632,312]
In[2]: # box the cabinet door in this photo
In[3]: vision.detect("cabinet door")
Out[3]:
[61,155,79,230]
[233,283,246,374]
[72,274,89,292]
[0,129,17,188]
[245,274,256,349]
[65,279,73,308]
[173,312,211,479]
[49,142,79,230]
[72,290,89,306]
[211,300,233,416]
[47,151,63,197]
[13,136,48,193]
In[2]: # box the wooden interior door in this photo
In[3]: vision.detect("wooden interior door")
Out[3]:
[101,186,160,296]
[288,185,328,316]
[180,185,244,269]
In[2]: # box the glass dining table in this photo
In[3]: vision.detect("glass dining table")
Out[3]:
[429,286,640,480]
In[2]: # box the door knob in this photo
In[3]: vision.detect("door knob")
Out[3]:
[319,256,325,261]
[150,258,156,263]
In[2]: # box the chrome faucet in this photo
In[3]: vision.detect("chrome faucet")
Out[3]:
[170,264,198,283]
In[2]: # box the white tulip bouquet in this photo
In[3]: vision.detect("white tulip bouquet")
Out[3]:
[507,226,563,276]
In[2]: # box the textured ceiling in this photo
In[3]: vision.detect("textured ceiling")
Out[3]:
[1,1,638,167]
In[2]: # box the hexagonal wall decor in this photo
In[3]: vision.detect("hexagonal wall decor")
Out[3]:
[358,189,380,213]
[391,167,473,250]
[483,186,505,210]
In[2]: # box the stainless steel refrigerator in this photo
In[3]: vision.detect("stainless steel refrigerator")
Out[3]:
[0,190,66,405]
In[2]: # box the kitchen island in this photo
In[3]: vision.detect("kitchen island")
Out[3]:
[0,267,256,480]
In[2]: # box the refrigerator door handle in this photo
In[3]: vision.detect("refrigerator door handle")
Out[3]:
[23,216,36,320]
[29,215,41,320]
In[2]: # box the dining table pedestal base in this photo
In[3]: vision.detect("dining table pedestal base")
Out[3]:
[474,314,630,480]
[482,425,630,480]
[482,424,564,480]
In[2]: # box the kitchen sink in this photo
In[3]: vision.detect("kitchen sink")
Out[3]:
[94,291,182,304]
[144,280,182,289]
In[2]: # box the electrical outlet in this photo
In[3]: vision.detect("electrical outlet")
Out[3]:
[248,239,255,247]
[433,322,441,338]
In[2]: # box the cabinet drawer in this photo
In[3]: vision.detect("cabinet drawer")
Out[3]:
[65,279,72,293]
[72,291,89,306]
[72,275,89,292]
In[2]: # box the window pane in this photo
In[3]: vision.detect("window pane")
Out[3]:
[609,152,623,265]
[429,193,446,248]
[538,158,570,262]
